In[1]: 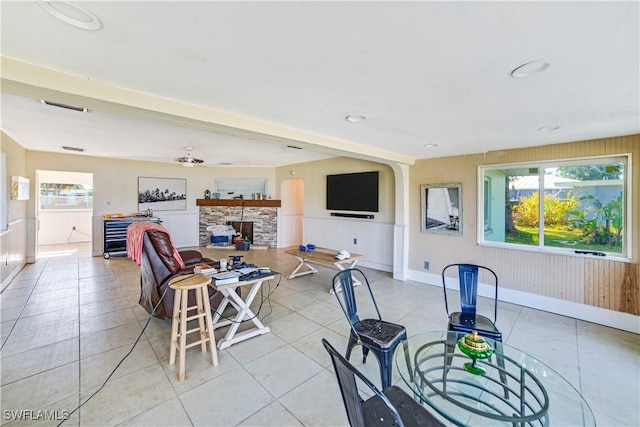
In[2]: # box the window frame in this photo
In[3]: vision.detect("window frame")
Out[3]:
[477,154,632,261]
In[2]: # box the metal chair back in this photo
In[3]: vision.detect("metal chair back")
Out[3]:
[442,263,498,323]
[322,338,403,427]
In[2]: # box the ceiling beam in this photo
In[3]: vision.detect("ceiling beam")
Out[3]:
[1,57,415,166]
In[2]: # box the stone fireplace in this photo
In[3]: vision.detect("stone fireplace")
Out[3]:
[197,199,281,248]
[229,221,253,242]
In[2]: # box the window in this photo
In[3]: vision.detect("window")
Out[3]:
[478,155,629,258]
[40,183,93,210]
[483,177,491,233]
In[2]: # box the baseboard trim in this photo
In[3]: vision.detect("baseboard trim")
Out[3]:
[408,270,639,334]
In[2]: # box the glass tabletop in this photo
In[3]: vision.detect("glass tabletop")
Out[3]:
[395,331,595,426]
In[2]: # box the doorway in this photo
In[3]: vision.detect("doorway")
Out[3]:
[278,178,304,248]
[35,170,94,256]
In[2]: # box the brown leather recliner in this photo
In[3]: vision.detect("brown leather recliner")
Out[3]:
[139,229,219,319]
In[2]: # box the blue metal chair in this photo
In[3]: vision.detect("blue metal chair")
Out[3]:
[322,338,445,427]
[332,268,408,390]
[441,263,508,395]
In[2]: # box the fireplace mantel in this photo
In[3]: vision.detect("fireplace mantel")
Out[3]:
[196,199,281,208]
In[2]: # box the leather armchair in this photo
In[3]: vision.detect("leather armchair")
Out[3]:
[139,229,219,319]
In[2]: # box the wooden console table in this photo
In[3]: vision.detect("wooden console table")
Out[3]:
[284,246,365,293]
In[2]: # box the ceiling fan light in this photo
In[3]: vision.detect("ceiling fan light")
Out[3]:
[176,147,204,166]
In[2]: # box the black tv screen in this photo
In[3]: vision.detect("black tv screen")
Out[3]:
[326,171,379,212]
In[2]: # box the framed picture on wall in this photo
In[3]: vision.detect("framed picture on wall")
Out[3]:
[138,177,187,211]
[215,178,267,199]
[11,176,30,200]
[421,183,462,235]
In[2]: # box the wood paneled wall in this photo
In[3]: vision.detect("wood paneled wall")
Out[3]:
[412,134,639,315]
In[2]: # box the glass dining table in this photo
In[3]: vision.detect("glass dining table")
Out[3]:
[395,331,595,426]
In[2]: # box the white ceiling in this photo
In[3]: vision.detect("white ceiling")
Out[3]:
[1,1,638,168]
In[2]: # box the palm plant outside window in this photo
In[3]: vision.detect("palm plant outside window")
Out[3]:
[478,155,629,259]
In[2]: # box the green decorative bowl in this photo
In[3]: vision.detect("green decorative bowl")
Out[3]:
[457,330,493,375]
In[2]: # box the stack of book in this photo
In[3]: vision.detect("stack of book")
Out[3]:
[211,270,241,285]
[193,263,217,275]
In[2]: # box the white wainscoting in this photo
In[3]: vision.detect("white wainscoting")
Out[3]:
[158,213,199,248]
[1,219,27,289]
[39,210,93,245]
[303,216,394,271]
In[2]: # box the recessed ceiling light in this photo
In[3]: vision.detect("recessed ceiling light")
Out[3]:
[424,144,439,148]
[538,125,561,132]
[38,1,102,31]
[510,60,551,78]
[345,114,366,123]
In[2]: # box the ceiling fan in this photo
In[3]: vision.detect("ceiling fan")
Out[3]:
[176,146,204,167]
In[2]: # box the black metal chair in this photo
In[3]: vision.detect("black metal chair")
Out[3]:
[322,338,445,427]
[332,268,408,390]
[441,263,508,395]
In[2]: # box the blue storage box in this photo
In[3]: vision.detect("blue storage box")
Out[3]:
[211,235,229,246]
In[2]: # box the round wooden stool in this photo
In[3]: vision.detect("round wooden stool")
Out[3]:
[168,274,218,381]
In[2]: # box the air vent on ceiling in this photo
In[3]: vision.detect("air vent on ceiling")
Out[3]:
[40,99,89,112]
[286,145,302,150]
[62,145,85,152]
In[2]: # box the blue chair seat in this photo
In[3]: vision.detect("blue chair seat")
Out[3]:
[333,268,409,390]
[449,313,502,340]
[354,319,407,348]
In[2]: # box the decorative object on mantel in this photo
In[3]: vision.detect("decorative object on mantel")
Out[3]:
[215,178,266,200]
[204,189,211,199]
[196,199,281,207]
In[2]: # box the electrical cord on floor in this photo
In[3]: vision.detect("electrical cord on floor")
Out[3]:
[66,228,91,243]
[57,280,175,427]
[58,273,280,425]
[209,272,281,324]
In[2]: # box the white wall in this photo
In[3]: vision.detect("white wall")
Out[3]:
[1,132,28,286]
[276,157,396,269]
[277,157,395,223]
[303,216,394,271]
[26,151,276,254]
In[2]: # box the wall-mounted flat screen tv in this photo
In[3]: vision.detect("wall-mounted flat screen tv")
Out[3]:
[326,171,379,212]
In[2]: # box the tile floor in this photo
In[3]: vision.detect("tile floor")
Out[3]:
[1,243,638,426]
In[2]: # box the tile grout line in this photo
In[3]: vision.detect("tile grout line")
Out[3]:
[75,250,82,426]
[0,263,46,353]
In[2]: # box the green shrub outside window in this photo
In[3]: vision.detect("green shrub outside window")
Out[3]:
[478,156,628,258]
